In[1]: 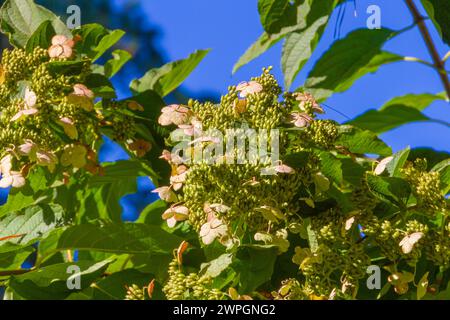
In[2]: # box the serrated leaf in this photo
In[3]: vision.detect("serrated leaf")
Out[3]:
[79,160,159,222]
[347,105,440,134]
[366,175,411,208]
[0,168,51,219]
[25,20,55,53]
[92,29,125,61]
[0,0,70,48]
[0,243,34,271]
[432,158,450,194]
[386,147,410,177]
[421,0,450,45]
[337,125,392,156]
[104,49,132,78]
[381,92,446,111]
[233,245,278,293]
[316,150,343,184]
[130,49,210,97]
[9,260,111,300]
[201,253,234,278]
[37,223,182,264]
[258,0,296,34]
[281,0,337,89]
[0,204,64,246]
[304,29,401,101]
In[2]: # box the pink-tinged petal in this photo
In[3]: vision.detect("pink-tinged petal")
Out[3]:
[158,113,173,126]
[22,108,38,116]
[58,117,78,140]
[274,164,295,174]
[48,45,65,58]
[73,84,94,99]
[236,81,263,97]
[374,156,394,175]
[18,140,37,157]
[11,172,25,188]
[152,186,177,202]
[24,88,37,108]
[345,217,356,231]
[0,175,13,188]
[167,217,178,228]
[10,111,24,122]
[52,35,69,46]
[0,155,13,175]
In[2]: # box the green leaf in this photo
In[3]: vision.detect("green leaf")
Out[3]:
[9,260,111,300]
[421,0,450,45]
[281,0,337,89]
[0,0,70,48]
[233,31,288,74]
[386,147,411,177]
[233,245,278,293]
[84,73,116,99]
[67,269,161,300]
[73,23,108,57]
[258,0,296,34]
[366,175,411,208]
[47,60,86,75]
[381,92,446,111]
[337,125,392,156]
[104,49,132,78]
[0,243,34,271]
[92,29,125,61]
[304,29,401,101]
[0,204,64,246]
[37,223,182,263]
[201,253,234,278]
[315,150,343,184]
[0,167,51,219]
[432,158,450,194]
[130,49,210,97]
[79,160,159,222]
[25,20,55,53]
[409,148,450,169]
[417,272,429,300]
[136,200,167,225]
[347,105,435,134]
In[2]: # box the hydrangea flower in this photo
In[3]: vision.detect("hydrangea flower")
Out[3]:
[199,213,228,245]
[0,155,25,188]
[11,87,39,122]
[162,205,189,228]
[48,35,75,59]
[290,112,314,128]
[236,81,263,97]
[158,105,192,126]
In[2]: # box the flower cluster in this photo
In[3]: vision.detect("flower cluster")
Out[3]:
[154,68,334,249]
[163,257,225,300]
[0,36,149,188]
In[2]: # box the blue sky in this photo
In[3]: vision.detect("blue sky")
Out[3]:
[135,0,449,152]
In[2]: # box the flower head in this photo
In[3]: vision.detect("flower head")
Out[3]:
[199,214,228,245]
[294,92,323,114]
[290,112,314,128]
[236,81,263,98]
[152,186,177,202]
[11,88,39,122]
[48,35,74,59]
[158,104,192,126]
[162,205,189,228]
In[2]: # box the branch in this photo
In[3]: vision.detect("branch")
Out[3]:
[404,0,450,101]
[0,269,33,277]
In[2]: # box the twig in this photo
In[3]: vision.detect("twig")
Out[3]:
[404,0,450,101]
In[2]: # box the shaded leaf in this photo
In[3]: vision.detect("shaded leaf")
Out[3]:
[0,0,70,48]
[366,175,411,208]
[38,223,182,263]
[25,20,55,53]
[421,0,450,45]
[337,125,392,156]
